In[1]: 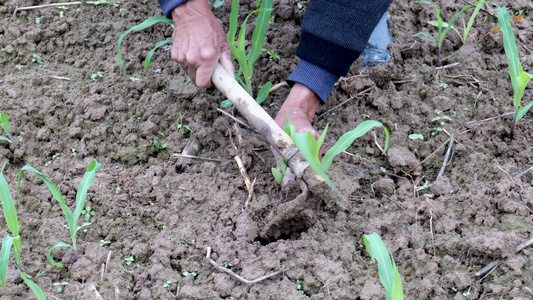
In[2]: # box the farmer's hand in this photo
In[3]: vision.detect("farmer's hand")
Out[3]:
[170,0,234,87]
[274,83,321,186]
[275,83,321,140]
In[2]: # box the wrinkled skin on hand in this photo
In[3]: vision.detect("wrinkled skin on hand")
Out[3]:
[274,83,321,141]
[170,0,234,87]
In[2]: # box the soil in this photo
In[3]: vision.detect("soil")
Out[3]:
[1,0,533,299]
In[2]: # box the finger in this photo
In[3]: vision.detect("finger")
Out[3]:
[219,45,234,75]
[195,57,217,88]
[187,64,197,86]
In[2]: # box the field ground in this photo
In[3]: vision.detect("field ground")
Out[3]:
[0,0,532,299]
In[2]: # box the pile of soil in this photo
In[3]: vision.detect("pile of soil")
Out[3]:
[0,0,532,299]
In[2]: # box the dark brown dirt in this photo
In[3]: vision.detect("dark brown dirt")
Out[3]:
[1,0,532,299]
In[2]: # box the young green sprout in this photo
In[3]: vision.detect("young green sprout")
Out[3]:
[414,1,486,66]
[17,160,101,268]
[426,1,485,45]
[498,6,533,139]
[273,116,389,191]
[227,0,273,102]
[116,0,275,105]
[117,16,174,72]
[0,163,45,300]
[0,111,19,149]
[364,233,403,300]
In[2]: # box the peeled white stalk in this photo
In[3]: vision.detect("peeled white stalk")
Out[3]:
[212,64,327,193]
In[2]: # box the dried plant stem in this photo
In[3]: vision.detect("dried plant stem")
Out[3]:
[476,237,533,280]
[435,131,455,181]
[216,108,258,133]
[317,87,373,119]
[205,247,283,284]
[173,154,231,163]
[14,1,108,13]
[408,138,450,174]
[269,81,288,93]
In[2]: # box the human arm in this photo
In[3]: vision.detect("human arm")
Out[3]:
[276,0,392,137]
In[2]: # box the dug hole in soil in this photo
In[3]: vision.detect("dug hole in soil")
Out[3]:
[1,0,533,299]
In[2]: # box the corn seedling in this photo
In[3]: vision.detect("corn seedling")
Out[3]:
[273,116,389,190]
[117,0,274,105]
[364,233,403,300]
[498,7,533,139]
[227,0,273,102]
[0,112,18,149]
[154,140,167,152]
[427,1,485,44]
[17,160,101,268]
[414,1,486,66]
[117,16,174,72]
[0,163,46,299]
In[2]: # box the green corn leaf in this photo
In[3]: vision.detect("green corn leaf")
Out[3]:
[291,131,335,190]
[413,32,437,44]
[515,72,533,108]
[364,233,397,300]
[0,164,20,238]
[463,2,484,43]
[498,7,522,93]
[117,16,174,72]
[271,168,283,184]
[0,136,11,143]
[18,268,45,300]
[256,81,272,104]
[236,8,265,85]
[0,112,10,138]
[320,121,389,173]
[227,0,239,47]
[392,256,404,300]
[441,3,479,46]
[515,102,533,124]
[71,160,101,247]
[427,20,461,40]
[47,241,74,269]
[18,165,73,230]
[0,236,14,289]
[213,0,225,8]
[144,37,173,69]
[231,45,250,86]
[247,0,272,74]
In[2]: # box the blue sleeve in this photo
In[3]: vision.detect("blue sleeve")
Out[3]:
[158,0,188,19]
[286,59,339,103]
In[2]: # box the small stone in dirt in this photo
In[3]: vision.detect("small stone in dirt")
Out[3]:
[131,243,149,263]
[431,95,456,111]
[430,175,453,196]
[374,178,395,196]
[170,77,198,100]
[387,146,420,171]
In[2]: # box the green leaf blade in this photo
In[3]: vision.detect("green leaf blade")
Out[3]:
[248,0,272,71]
[256,81,272,104]
[0,236,14,289]
[321,121,387,173]
[0,169,19,238]
[515,102,533,124]
[47,241,74,268]
[117,16,174,72]
[144,37,173,69]
[19,270,46,300]
[498,7,522,92]
[364,233,395,300]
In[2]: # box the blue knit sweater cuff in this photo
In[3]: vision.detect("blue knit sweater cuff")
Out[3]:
[158,0,188,19]
[287,59,339,103]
